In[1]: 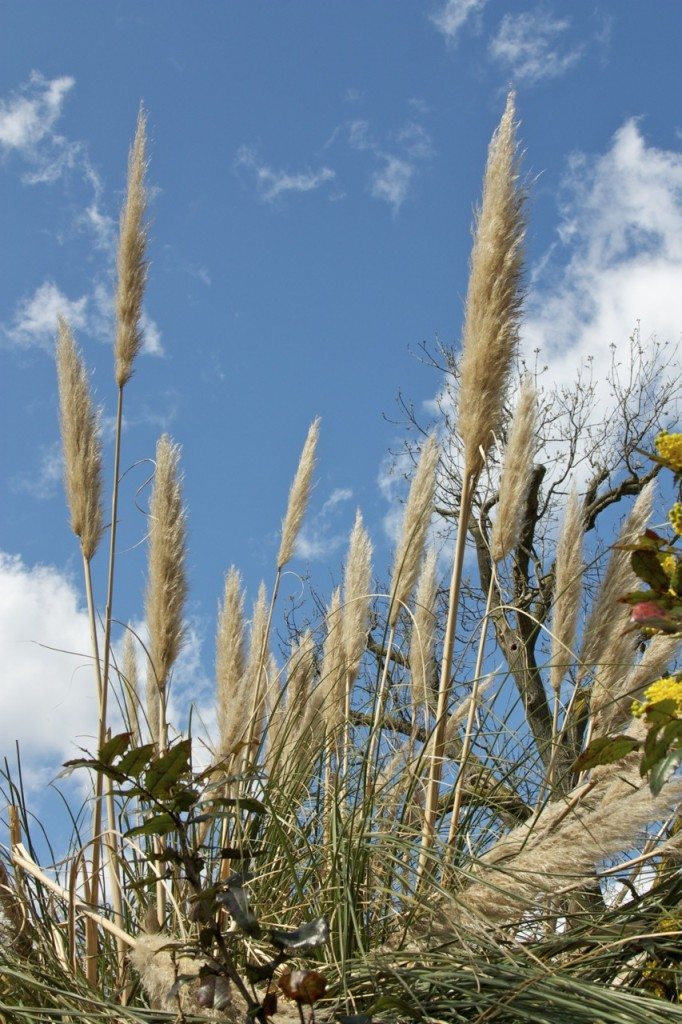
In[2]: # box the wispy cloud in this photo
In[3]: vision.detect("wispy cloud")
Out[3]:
[11,442,63,501]
[430,0,487,43]
[234,145,335,203]
[0,71,74,156]
[295,487,354,561]
[489,9,584,85]
[346,112,434,214]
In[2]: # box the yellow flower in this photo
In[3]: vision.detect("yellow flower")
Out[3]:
[655,431,682,472]
[661,554,677,577]
[632,675,682,717]
[669,502,682,536]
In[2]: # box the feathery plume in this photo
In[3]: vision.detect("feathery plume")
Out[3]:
[490,378,537,562]
[115,107,148,388]
[549,484,584,693]
[319,587,344,732]
[409,548,439,722]
[277,417,320,568]
[56,318,104,560]
[457,91,525,479]
[593,632,682,738]
[216,567,247,759]
[341,511,373,684]
[145,435,187,745]
[579,481,654,677]
[243,582,269,748]
[121,630,141,747]
[388,435,440,627]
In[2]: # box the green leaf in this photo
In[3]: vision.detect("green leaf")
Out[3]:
[572,735,641,773]
[145,738,192,797]
[117,742,156,778]
[126,812,177,838]
[98,732,131,765]
[631,549,670,591]
[650,748,682,796]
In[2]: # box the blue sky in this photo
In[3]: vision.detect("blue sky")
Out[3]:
[1,0,681,791]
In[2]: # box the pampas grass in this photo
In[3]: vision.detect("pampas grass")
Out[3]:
[114,107,148,389]
[277,417,321,569]
[216,567,247,762]
[145,435,188,750]
[490,378,537,563]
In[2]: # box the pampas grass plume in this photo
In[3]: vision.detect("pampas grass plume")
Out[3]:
[145,434,187,742]
[122,629,141,747]
[389,434,439,628]
[277,417,320,568]
[216,567,247,759]
[457,91,525,478]
[409,547,438,720]
[490,378,537,562]
[341,510,373,683]
[56,318,104,560]
[115,107,148,388]
[550,484,584,693]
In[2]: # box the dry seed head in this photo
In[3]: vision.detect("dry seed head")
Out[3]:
[115,107,149,387]
[389,434,440,628]
[122,629,141,747]
[56,318,104,560]
[490,378,537,562]
[457,91,525,479]
[341,511,373,683]
[579,481,654,678]
[277,417,320,568]
[244,581,269,743]
[550,484,585,693]
[319,587,344,731]
[409,548,439,721]
[216,567,247,758]
[145,435,187,729]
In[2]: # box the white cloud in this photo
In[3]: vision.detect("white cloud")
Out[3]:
[371,157,414,214]
[430,0,487,42]
[0,71,74,153]
[489,9,583,85]
[523,118,682,403]
[0,553,100,772]
[5,281,88,349]
[234,146,336,203]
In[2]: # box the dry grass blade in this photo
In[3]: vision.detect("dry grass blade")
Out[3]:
[115,106,148,388]
[490,378,537,562]
[277,417,320,568]
[457,90,525,478]
[145,434,187,747]
[56,318,104,560]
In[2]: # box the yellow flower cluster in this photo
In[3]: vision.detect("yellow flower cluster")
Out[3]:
[655,431,682,472]
[669,502,682,536]
[632,675,682,717]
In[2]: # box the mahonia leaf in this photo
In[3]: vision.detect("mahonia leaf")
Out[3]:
[270,916,330,951]
[572,735,641,773]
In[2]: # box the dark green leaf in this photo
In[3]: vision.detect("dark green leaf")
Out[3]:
[631,550,670,591]
[126,812,177,838]
[117,742,156,777]
[98,731,131,765]
[572,735,641,772]
[145,738,192,797]
[650,748,682,796]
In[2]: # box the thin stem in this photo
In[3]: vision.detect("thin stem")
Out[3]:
[419,470,476,881]
[447,569,495,850]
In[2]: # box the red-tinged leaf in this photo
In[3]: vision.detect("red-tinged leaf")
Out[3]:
[279,970,327,1004]
[262,988,278,1018]
[572,735,641,773]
